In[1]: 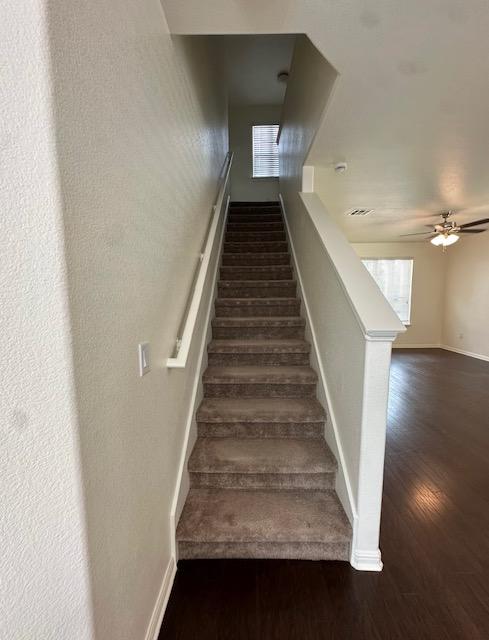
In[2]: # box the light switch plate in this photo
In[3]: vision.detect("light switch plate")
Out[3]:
[138,342,150,376]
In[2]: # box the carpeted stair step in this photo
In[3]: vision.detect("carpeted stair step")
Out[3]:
[227,221,284,232]
[218,280,296,298]
[225,230,286,243]
[221,252,290,266]
[203,365,317,398]
[230,204,281,215]
[228,213,283,224]
[224,241,288,254]
[188,437,336,490]
[212,316,305,339]
[207,339,310,366]
[177,487,351,560]
[196,397,326,439]
[214,298,300,318]
[220,265,293,281]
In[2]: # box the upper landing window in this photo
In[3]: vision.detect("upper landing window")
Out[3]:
[252,124,279,178]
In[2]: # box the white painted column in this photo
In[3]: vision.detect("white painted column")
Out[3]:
[351,337,395,571]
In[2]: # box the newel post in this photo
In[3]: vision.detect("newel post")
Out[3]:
[350,336,395,571]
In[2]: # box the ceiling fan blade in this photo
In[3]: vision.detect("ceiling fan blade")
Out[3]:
[400,231,435,237]
[459,229,486,234]
[459,218,489,229]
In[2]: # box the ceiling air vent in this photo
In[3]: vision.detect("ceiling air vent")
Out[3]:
[345,208,373,217]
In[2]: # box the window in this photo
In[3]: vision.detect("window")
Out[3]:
[362,258,413,324]
[252,124,279,178]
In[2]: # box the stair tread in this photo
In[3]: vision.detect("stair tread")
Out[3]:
[189,437,336,474]
[221,265,290,272]
[208,339,310,354]
[215,297,298,306]
[197,397,326,423]
[223,252,289,258]
[177,488,351,543]
[203,365,317,385]
[213,316,304,326]
[219,279,295,286]
[227,222,283,228]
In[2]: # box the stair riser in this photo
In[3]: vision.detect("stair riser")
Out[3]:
[204,382,316,399]
[230,207,281,215]
[227,222,284,232]
[219,267,293,281]
[228,213,283,225]
[198,422,324,439]
[215,304,300,317]
[226,232,286,243]
[218,283,296,298]
[189,472,334,490]
[178,541,350,561]
[212,325,305,340]
[222,253,290,266]
[224,242,288,253]
[207,352,310,366]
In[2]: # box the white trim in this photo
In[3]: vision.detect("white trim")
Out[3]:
[301,165,315,193]
[279,193,358,528]
[441,344,489,362]
[393,343,440,349]
[144,557,177,640]
[169,195,231,560]
[350,548,383,572]
[167,153,233,368]
[392,344,489,361]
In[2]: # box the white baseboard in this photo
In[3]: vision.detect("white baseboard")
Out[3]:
[278,193,358,539]
[441,344,489,362]
[144,557,177,640]
[350,548,383,572]
[393,343,489,362]
[393,343,440,349]
[169,196,231,560]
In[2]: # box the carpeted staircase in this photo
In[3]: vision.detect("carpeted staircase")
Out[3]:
[176,201,351,560]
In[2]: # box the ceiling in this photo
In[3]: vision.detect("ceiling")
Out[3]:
[163,0,489,243]
[220,35,296,106]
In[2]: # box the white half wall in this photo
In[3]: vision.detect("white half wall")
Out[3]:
[442,234,489,360]
[352,243,447,347]
[229,104,281,201]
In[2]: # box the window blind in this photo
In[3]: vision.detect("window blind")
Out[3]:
[252,125,279,178]
[362,258,413,324]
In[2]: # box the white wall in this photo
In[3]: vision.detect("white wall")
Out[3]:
[3,2,228,638]
[229,105,281,201]
[352,243,446,347]
[49,6,228,636]
[1,2,94,638]
[443,234,489,359]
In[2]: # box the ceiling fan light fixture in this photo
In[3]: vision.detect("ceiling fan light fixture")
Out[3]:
[430,234,445,246]
[443,233,459,246]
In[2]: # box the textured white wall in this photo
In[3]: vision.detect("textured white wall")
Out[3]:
[442,234,489,359]
[352,243,446,347]
[47,0,228,634]
[3,2,227,638]
[0,2,94,638]
[229,105,281,201]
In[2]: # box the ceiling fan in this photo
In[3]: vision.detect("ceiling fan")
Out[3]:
[401,211,489,248]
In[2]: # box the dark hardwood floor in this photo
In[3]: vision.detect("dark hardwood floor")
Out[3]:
[159,349,489,639]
